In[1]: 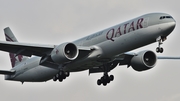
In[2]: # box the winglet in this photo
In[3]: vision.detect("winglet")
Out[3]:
[4,27,18,42]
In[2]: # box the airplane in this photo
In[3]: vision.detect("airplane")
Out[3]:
[0,12,178,86]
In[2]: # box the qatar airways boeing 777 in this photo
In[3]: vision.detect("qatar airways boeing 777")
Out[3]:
[0,13,178,86]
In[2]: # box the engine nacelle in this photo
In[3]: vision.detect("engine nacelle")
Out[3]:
[131,50,157,71]
[51,43,79,64]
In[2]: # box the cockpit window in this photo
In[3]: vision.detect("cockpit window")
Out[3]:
[160,16,173,19]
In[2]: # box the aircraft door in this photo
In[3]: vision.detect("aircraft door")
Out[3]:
[143,18,149,28]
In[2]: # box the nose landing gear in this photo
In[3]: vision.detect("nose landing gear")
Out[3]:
[156,36,166,53]
[156,47,163,53]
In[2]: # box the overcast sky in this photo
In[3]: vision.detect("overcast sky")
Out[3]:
[0,0,180,101]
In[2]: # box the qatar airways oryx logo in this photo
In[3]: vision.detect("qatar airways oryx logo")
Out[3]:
[10,53,23,67]
[106,18,144,41]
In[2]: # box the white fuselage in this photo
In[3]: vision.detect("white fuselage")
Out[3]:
[6,13,176,82]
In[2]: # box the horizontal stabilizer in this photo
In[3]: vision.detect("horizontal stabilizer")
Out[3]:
[0,70,15,75]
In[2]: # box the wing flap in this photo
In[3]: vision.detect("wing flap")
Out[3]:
[114,52,135,66]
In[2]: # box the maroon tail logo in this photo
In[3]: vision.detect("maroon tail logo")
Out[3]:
[9,53,23,67]
[5,33,23,68]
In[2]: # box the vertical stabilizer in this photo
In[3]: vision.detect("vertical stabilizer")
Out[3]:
[4,27,28,68]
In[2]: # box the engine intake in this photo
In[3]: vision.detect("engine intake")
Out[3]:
[51,43,79,64]
[131,50,157,71]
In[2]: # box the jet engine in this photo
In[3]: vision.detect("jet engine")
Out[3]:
[51,43,79,64]
[130,50,157,71]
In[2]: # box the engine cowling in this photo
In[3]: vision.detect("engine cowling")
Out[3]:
[51,43,79,64]
[131,50,157,71]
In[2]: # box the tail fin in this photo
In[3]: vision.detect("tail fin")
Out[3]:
[4,27,28,68]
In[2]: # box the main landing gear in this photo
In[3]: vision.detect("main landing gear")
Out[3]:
[97,64,114,86]
[97,73,114,86]
[53,71,70,82]
[156,36,166,53]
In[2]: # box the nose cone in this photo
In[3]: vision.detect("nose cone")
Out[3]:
[169,21,176,31]
[161,21,176,36]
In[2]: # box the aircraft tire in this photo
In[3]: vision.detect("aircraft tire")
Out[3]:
[156,47,163,53]
[160,48,163,53]
[97,79,102,85]
[53,76,57,81]
[107,77,110,83]
[62,75,66,79]
[103,81,107,86]
[109,75,114,81]
[65,72,70,77]
[156,47,160,53]
[59,77,63,82]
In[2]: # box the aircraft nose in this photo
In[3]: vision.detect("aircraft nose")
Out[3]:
[161,21,176,36]
[169,20,176,30]
[168,21,176,33]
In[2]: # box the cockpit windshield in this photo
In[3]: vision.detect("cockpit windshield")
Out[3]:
[160,16,173,20]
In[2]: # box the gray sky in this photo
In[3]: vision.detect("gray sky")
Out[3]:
[0,0,180,101]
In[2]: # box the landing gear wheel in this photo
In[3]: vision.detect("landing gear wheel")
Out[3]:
[97,74,114,86]
[62,75,66,79]
[65,72,70,77]
[156,47,160,53]
[156,47,163,53]
[160,48,163,53]
[103,81,107,86]
[97,79,102,85]
[107,78,110,83]
[109,75,114,81]
[58,77,63,82]
[52,71,70,82]
[53,76,57,81]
